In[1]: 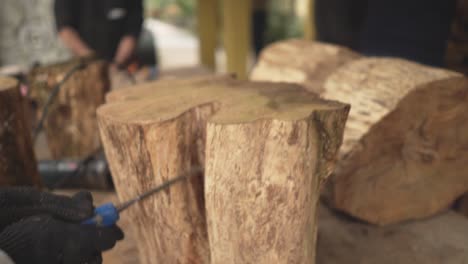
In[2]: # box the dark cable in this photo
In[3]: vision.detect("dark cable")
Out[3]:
[33,59,136,190]
[47,148,104,191]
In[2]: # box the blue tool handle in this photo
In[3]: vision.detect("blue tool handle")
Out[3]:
[81,203,120,227]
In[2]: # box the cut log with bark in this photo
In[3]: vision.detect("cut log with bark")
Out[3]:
[289,57,466,225]
[250,39,360,93]
[252,45,468,225]
[326,59,468,225]
[28,58,109,159]
[0,77,41,187]
[98,76,349,264]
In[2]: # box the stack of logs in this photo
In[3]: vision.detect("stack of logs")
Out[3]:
[98,39,468,264]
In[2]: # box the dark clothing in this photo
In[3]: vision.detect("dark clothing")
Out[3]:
[0,188,123,264]
[253,9,267,55]
[359,0,456,67]
[315,0,368,50]
[54,0,143,61]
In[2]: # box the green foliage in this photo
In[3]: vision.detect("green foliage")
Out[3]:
[175,0,195,17]
[144,0,196,31]
[144,0,171,10]
[264,0,304,45]
[144,0,304,43]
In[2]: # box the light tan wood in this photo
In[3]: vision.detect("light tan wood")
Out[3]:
[105,74,232,103]
[323,58,468,225]
[0,77,41,187]
[98,76,349,264]
[253,43,468,225]
[28,59,109,159]
[250,39,360,93]
[205,105,348,263]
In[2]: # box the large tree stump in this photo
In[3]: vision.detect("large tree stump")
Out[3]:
[98,76,349,264]
[28,58,109,159]
[250,39,360,93]
[0,77,41,187]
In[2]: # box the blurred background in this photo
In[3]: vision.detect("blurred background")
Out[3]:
[0,0,308,74]
[2,0,468,79]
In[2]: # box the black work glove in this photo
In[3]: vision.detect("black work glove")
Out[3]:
[0,187,93,231]
[0,214,124,264]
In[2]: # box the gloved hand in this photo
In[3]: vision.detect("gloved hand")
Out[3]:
[0,187,124,264]
[0,214,124,264]
[0,187,94,231]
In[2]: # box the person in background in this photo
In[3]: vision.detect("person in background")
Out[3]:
[315,0,367,51]
[0,188,123,264]
[54,0,144,71]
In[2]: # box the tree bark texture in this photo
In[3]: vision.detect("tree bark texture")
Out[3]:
[0,77,41,187]
[28,59,109,159]
[325,59,468,225]
[252,42,468,225]
[98,76,349,264]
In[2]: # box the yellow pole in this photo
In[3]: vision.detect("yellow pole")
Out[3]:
[223,0,252,79]
[197,0,218,70]
[304,0,316,40]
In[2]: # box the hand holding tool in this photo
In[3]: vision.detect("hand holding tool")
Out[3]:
[82,168,202,227]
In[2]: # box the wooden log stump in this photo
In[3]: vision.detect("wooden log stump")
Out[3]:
[28,58,109,159]
[250,39,360,93]
[321,58,467,225]
[0,77,41,186]
[98,76,349,264]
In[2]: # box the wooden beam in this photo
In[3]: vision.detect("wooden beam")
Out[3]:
[304,0,316,40]
[197,0,218,70]
[223,0,252,79]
